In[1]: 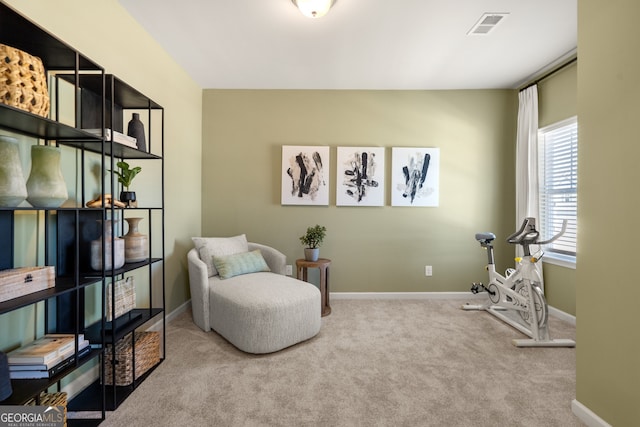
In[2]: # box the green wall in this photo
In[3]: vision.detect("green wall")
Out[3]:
[538,62,578,128]
[577,0,640,424]
[7,0,621,421]
[537,62,578,316]
[202,89,518,293]
[1,0,202,354]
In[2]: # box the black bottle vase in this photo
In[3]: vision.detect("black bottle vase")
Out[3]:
[0,351,11,401]
[127,113,146,152]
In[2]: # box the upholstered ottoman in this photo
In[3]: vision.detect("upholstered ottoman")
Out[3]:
[188,236,321,354]
[208,272,320,353]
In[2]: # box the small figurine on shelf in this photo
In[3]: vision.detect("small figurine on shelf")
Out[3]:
[111,161,142,208]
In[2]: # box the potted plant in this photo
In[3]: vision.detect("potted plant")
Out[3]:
[299,224,326,261]
[111,160,141,208]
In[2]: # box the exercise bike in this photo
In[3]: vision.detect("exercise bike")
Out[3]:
[462,217,576,347]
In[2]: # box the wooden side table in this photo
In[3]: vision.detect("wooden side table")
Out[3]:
[296,258,331,317]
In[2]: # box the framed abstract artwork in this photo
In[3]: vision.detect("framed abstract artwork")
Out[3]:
[281,145,330,205]
[336,147,385,206]
[391,147,440,207]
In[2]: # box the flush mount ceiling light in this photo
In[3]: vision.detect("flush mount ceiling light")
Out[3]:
[291,0,337,19]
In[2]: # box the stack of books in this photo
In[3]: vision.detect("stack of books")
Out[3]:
[7,334,90,379]
[83,128,138,149]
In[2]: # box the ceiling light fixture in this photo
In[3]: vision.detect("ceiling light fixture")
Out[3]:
[291,0,336,19]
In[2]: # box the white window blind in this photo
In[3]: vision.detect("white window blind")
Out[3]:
[538,117,578,259]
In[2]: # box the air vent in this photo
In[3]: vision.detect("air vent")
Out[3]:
[468,13,509,36]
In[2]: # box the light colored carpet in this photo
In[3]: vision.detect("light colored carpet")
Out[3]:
[100,299,582,426]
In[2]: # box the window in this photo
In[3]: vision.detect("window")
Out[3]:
[538,117,578,266]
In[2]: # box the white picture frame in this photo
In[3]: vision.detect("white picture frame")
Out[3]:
[336,147,385,206]
[281,145,330,205]
[391,147,440,207]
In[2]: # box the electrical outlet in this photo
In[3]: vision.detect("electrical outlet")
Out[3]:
[425,265,433,276]
[286,265,293,276]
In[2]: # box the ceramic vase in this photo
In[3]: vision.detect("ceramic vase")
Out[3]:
[127,113,146,152]
[123,217,148,262]
[120,191,137,208]
[0,135,28,207]
[26,145,68,208]
[304,248,320,262]
[90,220,125,271]
[0,351,11,401]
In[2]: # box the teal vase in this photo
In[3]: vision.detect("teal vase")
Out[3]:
[26,145,68,208]
[0,135,28,207]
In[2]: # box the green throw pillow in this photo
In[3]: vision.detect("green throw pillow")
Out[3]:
[212,250,271,280]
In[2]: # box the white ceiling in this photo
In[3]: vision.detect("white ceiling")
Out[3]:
[118,0,577,90]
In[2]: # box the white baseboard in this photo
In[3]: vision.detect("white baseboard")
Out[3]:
[572,399,611,427]
[147,299,191,332]
[330,292,484,300]
[168,300,191,323]
[548,305,576,325]
[330,292,577,322]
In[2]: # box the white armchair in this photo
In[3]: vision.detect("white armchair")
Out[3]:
[187,239,321,354]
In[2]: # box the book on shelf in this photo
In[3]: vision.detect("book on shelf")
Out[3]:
[9,338,90,370]
[9,345,91,379]
[83,128,137,148]
[7,334,89,365]
[7,336,75,365]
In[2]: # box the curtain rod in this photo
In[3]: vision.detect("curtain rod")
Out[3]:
[519,56,578,92]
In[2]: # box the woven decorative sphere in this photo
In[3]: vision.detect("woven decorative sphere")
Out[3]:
[0,43,50,117]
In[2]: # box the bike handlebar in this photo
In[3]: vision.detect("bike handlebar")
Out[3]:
[506,217,535,244]
[506,217,568,246]
[537,219,568,245]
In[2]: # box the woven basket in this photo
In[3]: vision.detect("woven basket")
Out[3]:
[25,391,67,427]
[0,43,50,117]
[106,277,136,322]
[103,331,160,386]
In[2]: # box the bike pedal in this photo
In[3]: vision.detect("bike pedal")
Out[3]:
[470,283,483,294]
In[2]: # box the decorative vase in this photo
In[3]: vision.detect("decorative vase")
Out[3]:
[0,135,28,207]
[127,113,146,152]
[123,217,148,262]
[304,248,320,262]
[26,145,68,208]
[120,191,137,208]
[0,350,11,401]
[91,220,125,271]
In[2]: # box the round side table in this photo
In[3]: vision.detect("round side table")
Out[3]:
[296,258,331,316]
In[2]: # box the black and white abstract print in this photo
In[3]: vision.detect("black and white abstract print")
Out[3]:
[281,146,329,205]
[391,147,440,207]
[336,147,385,206]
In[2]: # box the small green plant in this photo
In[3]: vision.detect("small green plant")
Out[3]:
[111,161,141,191]
[299,224,327,249]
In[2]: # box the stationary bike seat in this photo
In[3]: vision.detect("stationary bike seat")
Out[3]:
[475,232,496,242]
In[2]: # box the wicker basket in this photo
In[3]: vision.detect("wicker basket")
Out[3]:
[103,331,160,386]
[0,266,55,303]
[25,391,67,427]
[0,43,50,117]
[106,277,136,321]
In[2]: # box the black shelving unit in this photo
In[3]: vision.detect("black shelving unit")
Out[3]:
[0,3,165,425]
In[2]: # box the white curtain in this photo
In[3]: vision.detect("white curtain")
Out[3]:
[515,85,543,287]
[516,85,539,221]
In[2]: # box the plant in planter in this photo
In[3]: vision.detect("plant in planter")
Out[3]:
[111,161,141,208]
[299,224,327,261]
